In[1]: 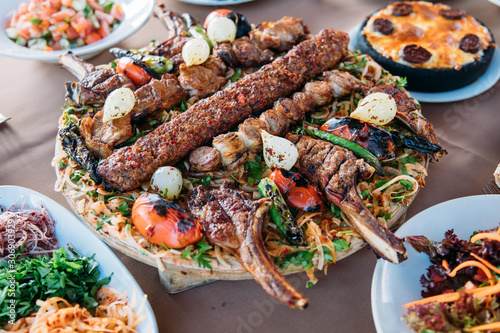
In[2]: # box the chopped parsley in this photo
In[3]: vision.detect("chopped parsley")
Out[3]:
[0,247,112,323]
[230,68,242,82]
[181,239,213,269]
[116,202,130,216]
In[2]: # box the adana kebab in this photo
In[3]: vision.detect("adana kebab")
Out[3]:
[97,29,350,191]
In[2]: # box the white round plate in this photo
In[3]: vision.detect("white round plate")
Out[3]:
[0,0,155,63]
[348,23,500,103]
[177,0,253,5]
[371,195,500,333]
[0,185,158,333]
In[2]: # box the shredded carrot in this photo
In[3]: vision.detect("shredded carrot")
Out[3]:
[470,232,500,243]
[447,260,495,286]
[468,281,500,298]
[470,253,500,275]
[466,322,500,332]
[53,22,68,32]
[403,292,460,308]
[442,259,450,271]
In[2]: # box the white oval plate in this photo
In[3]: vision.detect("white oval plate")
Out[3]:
[371,194,500,332]
[0,0,155,63]
[0,185,158,333]
[348,23,500,103]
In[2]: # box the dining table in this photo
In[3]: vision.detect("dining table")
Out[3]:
[1,0,500,332]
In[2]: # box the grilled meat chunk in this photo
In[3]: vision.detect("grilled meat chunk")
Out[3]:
[321,70,358,98]
[133,74,188,119]
[250,16,308,51]
[287,134,407,264]
[178,63,227,98]
[238,118,268,152]
[188,181,309,309]
[302,81,334,107]
[80,111,133,159]
[189,146,222,172]
[214,37,275,68]
[98,29,349,191]
[213,132,248,169]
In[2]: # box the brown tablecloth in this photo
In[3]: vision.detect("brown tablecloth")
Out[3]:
[1,0,500,332]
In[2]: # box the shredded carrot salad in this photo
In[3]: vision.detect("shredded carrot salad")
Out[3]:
[403,229,500,332]
[5,0,123,51]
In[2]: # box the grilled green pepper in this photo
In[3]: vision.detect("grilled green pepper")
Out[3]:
[258,178,306,246]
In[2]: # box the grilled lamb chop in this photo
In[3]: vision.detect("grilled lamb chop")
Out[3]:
[287,134,407,264]
[97,29,350,191]
[63,67,135,106]
[188,181,309,309]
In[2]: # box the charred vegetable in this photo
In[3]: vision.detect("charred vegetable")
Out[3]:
[204,9,252,38]
[132,193,203,249]
[268,168,327,213]
[59,123,102,184]
[319,117,396,160]
[305,127,385,175]
[258,178,306,246]
[390,125,445,154]
[110,48,173,80]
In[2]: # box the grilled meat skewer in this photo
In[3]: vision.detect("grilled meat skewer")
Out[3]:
[287,134,407,264]
[97,29,350,191]
[189,70,354,172]
[188,181,309,309]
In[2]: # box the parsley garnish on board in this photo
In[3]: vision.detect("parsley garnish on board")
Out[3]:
[181,239,213,269]
[0,247,111,324]
[244,155,267,185]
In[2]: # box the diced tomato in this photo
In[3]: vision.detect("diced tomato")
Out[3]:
[61,0,73,6]
[97,19,110,38]
[52,30,63,41]
[53,21,69,32]
[87,0,103,12]
[51,40,62,50]
[110,4,123,21]
[43,45,53,51]
[49,8,76,24]
[95,10,115,25]
[116,57,152,87]
[65,26,79,39]
[84,32,101,44]
[18,3,29,15]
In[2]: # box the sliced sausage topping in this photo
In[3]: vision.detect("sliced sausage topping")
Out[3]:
[438,9,466,20]
[459,34,481,53]
[392,3,413,17]
[402,44,432,64]
[373,18,395,35]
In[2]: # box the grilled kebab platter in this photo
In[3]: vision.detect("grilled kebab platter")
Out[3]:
[53,5,447,308]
